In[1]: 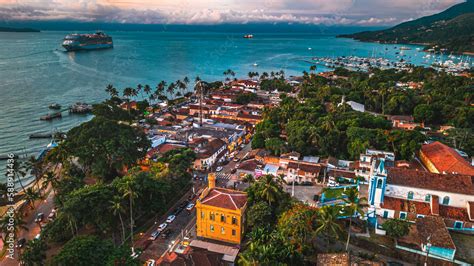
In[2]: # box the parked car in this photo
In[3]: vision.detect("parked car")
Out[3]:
[16,238,26,248]
[166,215,176,223]
[186,203,195,211]
[161,229,173,239]
[34,213,44,223]
[233,157,239,162]
[179,201,189,209]
[157,223,167,231]
[327,180,340,187]
[173,207,182,216]
[216,166,223,172]
[148,230,160,241]
[48,211,56,221]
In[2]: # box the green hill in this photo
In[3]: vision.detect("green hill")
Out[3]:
[339,0,474,54]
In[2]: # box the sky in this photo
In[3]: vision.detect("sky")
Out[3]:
[0,0,465,26]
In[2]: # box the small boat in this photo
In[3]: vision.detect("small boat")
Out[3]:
[399,46,411,50]
[49,103,61,110]
[243,34,253,39]
[253,63,258,66]
[40,112,62,121]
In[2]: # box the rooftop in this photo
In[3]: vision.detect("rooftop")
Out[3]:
[317,253,350,266]
[387,167,474,195]
[200,187,247,210]
[416,216,456,250]
[421,141,474,176]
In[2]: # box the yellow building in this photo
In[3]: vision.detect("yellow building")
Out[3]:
[196,173,247,244]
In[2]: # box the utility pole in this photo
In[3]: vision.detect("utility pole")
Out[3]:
[424,235,432,266]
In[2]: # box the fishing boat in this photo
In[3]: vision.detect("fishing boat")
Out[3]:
[243,34,254,39]
[49,103,61,110]
[40,112,62,121]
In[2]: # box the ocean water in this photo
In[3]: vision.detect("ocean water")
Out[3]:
[0,31,469,182]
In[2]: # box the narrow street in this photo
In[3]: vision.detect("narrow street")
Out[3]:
[138,142,252,262]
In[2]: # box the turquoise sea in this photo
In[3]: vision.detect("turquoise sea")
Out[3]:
[0,30,469,182]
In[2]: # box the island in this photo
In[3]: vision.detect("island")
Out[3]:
[339,0,474,54]
[0,26,40,32]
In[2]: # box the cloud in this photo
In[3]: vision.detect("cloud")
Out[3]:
[0,0,465,25]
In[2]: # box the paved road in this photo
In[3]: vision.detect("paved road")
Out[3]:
[1,188,56,266]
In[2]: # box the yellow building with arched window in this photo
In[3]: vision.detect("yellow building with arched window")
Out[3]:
[196,173,247,244]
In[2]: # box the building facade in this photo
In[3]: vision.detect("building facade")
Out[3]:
[196,173,248,244]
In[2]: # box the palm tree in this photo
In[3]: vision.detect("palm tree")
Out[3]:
[0,213,28,242]
[242,174,254,184]
[136,84,143,100]
[167,82,176,99]
[110,195,126,244]
[343,187,368,251]
[316,205,342,248]
[119,178,138,251]
[42,171,59,194]
[259,175,280,206]
[23,156,44,191]
[24,187,41,209]
[143,84,151,98]
[105,84,115,98]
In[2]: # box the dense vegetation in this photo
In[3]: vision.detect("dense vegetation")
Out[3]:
[240,175,367,264]
[340,1,474,53]
[253,66,473,158]
[19,99,196,265]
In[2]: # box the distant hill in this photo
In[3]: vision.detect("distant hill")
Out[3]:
[339,0,474,54]
[0,26,40,32]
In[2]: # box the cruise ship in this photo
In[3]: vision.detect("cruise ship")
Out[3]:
[62,32,113,51]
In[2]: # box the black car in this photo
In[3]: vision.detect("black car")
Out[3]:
[179,201,189,209]
[173,207,183,215]
[16,238,26,248]
[161,229,173,239]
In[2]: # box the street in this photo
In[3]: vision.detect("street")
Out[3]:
[138,142,252,263]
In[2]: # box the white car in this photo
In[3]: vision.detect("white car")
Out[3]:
[148,230,160,241]
[327,180,340,187]
[157,223,167,231]
[186,203,195,211]
[216,166,223,172]
[146,259,156,266]
[166,215,176,223]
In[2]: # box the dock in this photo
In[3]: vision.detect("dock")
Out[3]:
[69,102,93,114]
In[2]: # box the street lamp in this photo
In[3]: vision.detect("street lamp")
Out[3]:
[424,235,432,266]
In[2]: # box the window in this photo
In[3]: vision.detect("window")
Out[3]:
[232,229,236,236]
[383,211,388,218]
[210,212,215,221]
[232,216,237,225]
[210,225,214,232]
[201,211,205,219]
[399,212,407,220]
[220,214,226,223]
[221,227,225,234]
[407,191,414,200]
[425,194,431,202]
[443,196,450,205]
[376,179,383,189]
[454,221,463,229]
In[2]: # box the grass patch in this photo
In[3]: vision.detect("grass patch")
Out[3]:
[323,188,346,200]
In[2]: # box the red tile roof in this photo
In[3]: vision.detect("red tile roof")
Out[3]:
[439,205,472,222]
[387,168,474,195]
[381,196,432,216]
[200,188,247,210]
[416,216,456,250]
[421,141,474,176]
[328,169,356,179]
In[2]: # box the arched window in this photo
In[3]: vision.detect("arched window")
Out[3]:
[443,196,450,205]
[408,191,414,200]
[425,194,431,202]
[376,179,383,189]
